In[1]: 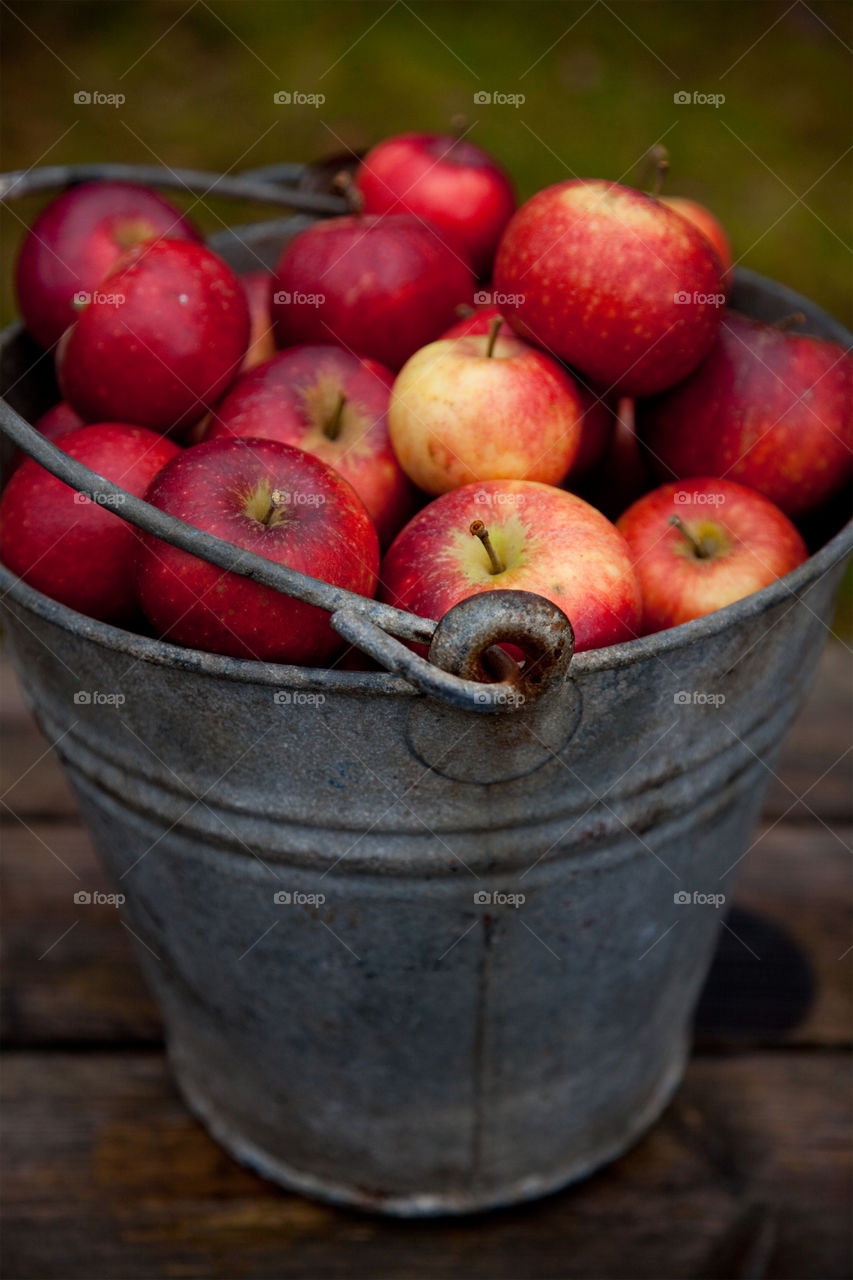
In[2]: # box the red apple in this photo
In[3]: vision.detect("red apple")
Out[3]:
[240,270,276,371]
[271,214,475,371]
[616,477,808,633]
[389,325,583,495]
[136,437,379,665]
[0,423,180,621]
[660,195,733,290]
[205,344,414,546]
[438,304,614,483]
[58,240,250,434]
[15,181,201,350]
[580,397,653,520]
[355,132,516,277]
[636,311,853,520]
[380,479,642,652]
[493,178,726,396]
[8,400,84,475]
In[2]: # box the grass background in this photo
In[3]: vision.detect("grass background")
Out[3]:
[0,0,851,620]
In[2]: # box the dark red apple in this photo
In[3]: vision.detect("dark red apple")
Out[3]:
[0,423,180,621]
[636,311,853,520]
[580,398,653,520]
[15,181,201,350]
[136,437,379,665]
[271,214,475,371]
[58,240,250,434]
[617,477,808,632]
[239,270,276,371]
[493,178,726,396]
[355,132,516,277]
[205,344,414,546]
[380,479,641,653]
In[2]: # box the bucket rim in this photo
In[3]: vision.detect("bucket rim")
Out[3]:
[1,514,850,693]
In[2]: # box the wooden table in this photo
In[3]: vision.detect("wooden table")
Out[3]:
[2,643,850,1280]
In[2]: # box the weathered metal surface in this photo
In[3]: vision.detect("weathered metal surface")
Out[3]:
[0,176,850,1213]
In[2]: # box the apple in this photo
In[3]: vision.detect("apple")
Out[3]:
[239,270,276,371]
[58,240,250,434]
[136,437,379,665]
[380,479,642,652]
[204,344,414,546]
[271,213,475,371]
[388,323,583,495]
[15,181,201,350]
[636,311,853,521]
[355,132,516,277]
[438,304,614,482]
[580,397,653,520]
[0,423,180,621]
[8,400,84,475]
[493,178,726,396]
[616,477,808,633]
[660,196,733,290]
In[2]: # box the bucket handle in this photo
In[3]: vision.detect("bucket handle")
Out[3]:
[0,161,574,712]
[0,401,574,712]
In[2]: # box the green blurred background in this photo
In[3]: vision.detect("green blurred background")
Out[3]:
[1,0,851,620]
[2,0,851,320]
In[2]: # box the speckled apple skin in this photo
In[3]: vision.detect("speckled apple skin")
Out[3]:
[380,479,642,652]
[271,214,475,371]
[389,331,584,495]
[356,132,516,277]
[58,240,250,434]
[660,196,733,290]
[205,344,414,547]
[636,312,853,521]
[438,305,614,482]
[493,179,725,396]
[0,423,181,621]
[15,181,202,350]
[617,477,808,633]
[136,438,379,665]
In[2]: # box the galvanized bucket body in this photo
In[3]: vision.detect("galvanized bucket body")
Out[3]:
[1,252,850,1213]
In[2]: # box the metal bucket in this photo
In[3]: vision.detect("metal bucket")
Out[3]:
[1,171,851,1214]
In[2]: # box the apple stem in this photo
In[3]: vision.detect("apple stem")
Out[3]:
[668,514,715,559]
[262,489,289,526]
[647,144,669,197]
[772,311,806,332]
[324,392,347,441]
[449,114,468,143]
[332,170,364,216]
[485,315,504,358]
[470,520,505,574]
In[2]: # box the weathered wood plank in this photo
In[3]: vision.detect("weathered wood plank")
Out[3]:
[1,1051,849,1279]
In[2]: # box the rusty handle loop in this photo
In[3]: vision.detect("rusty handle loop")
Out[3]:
[0,163,574,712]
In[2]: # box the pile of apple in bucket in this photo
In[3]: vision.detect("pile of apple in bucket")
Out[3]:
[1,136,850,663]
